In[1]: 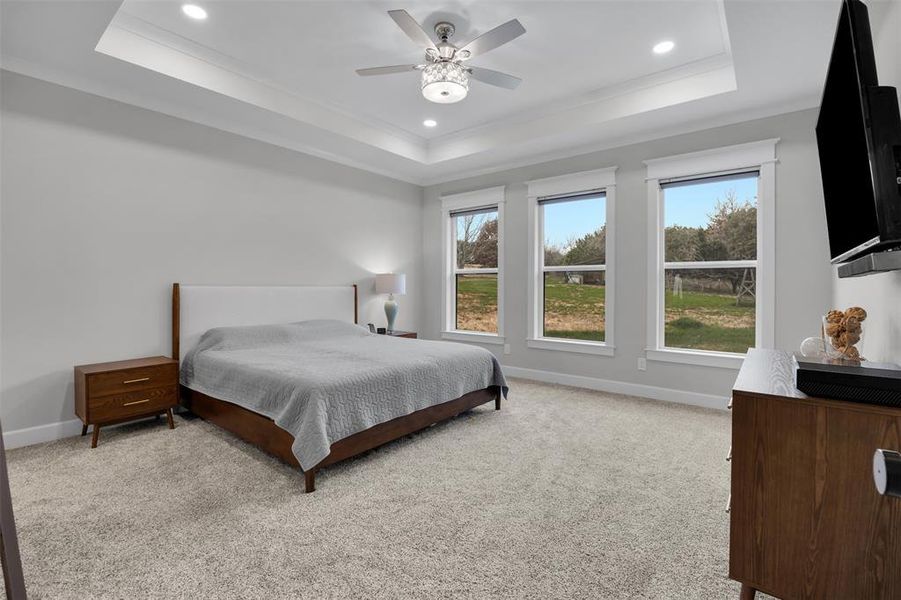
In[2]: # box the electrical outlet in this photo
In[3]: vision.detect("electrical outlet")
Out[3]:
[637,357,647,371]
[504,344,511,355]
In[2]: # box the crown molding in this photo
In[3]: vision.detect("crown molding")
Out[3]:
[0,61,426,185]
[418,96,817,187]
[96,14,429,163]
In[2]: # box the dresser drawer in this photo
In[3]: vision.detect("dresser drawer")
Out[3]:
[89,386,177,422]
[87,364,177,397]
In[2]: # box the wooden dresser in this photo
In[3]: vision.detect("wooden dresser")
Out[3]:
[730,349,901,599]
[74,356,178,448]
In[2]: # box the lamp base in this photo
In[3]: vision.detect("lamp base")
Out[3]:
[384,297,398,333]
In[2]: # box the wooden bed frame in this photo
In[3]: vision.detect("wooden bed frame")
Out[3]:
[172,283,501,492]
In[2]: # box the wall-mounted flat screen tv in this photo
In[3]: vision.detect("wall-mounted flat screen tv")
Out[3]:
[816,0,901,264]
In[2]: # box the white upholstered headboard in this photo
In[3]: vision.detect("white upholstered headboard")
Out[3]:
[172,284,357,363]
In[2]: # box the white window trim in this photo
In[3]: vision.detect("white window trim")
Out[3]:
[526,167,617,356]
[440,186,506,345]
[644,139,777,369]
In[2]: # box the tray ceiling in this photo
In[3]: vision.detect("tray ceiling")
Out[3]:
[1,0,844,184]
[113,0,730,138]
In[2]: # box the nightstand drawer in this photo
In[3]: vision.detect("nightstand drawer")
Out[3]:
[379,330,418,339]
[88,364,177,397]
[89,386,177,422]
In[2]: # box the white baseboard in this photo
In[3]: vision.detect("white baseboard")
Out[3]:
[3,411,176,450]
[501,365,730,411]
[3,369,727,450]
[3,418,84,450]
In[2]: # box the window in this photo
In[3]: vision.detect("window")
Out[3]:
[527,168,617,355]
[453,207,499,333]
[661,173,758,354]
[645,140,777,368]
[441,187,505,344]
[541,194,607,341]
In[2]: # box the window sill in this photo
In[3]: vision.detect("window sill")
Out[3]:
[441,331,506,346]
[527,337,615,356]
[645,348,746,369]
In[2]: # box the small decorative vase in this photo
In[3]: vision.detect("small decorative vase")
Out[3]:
[822,306,867,362]
[800,336,826,358]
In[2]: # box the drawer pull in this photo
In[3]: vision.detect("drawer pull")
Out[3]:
[725,493,732,513]
[123,377,150,384]
[726,447,732,462]
[122,398,151,407]
[727,398,733,410]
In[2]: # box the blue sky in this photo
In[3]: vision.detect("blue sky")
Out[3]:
[543,195,605,249]
[663,176,758,228]
[541,177,758,249]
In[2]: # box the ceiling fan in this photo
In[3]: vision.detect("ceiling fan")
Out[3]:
[356,9,526,104]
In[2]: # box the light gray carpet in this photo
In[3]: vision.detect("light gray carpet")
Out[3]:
[8,379,740,599]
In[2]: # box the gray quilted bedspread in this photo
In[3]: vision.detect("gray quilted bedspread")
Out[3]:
[180,320,508,470]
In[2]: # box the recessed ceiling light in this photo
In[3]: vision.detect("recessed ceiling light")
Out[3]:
[653,40,675,55]
[423,119,438,128]
[181,4,207,20]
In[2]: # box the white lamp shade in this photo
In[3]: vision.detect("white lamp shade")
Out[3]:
[375,273,406,295]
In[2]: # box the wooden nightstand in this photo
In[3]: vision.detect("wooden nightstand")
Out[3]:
[74,356,178,448]
[382,330,417,339]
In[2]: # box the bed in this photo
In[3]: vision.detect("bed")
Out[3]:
[172,283,507,492]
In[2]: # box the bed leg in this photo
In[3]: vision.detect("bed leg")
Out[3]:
[495,394,501,411]
[304,470,316,493]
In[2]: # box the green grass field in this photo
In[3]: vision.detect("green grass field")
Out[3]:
[455,275,498,305]
[456,277,754,353]
[454,275,499,332]
[664,290,754,353]
[542,281,605,341]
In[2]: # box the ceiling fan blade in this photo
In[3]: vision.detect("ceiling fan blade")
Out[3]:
[459,19,526,58]
[467,66,522,90]
[356,65,419,76]
[388,9,436,50]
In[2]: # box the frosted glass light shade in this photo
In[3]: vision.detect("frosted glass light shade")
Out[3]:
[421,62,469,104]
[376,273,406,295]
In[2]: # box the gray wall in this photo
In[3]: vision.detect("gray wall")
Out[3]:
[0,71,423,434]
[1,61,851,433]
[423,109,834,400]
[832,0,901,363]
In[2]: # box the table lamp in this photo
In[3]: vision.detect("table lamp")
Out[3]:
[375,273,406,333]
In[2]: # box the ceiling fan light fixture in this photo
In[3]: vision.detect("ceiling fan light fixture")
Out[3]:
[421,62,469,104]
